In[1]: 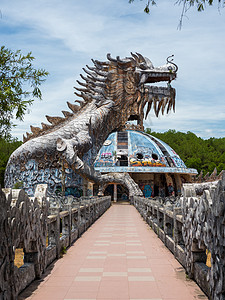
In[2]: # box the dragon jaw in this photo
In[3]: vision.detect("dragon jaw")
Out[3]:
[103,52,177,124]
[132,53,177,120]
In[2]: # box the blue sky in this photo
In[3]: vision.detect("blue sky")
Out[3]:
[1,0,225,139]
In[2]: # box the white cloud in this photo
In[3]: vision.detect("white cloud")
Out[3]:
[1,0,225,140]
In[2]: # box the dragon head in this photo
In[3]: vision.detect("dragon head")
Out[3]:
[22,52,177,145]
[75,52,178,130]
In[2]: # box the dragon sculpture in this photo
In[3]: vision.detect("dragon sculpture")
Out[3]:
[5,53,178,197]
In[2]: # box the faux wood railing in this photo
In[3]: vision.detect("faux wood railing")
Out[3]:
[0,186,111,300]
[131,175,225,300]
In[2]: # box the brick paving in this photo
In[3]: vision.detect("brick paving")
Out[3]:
[19,203,208,300]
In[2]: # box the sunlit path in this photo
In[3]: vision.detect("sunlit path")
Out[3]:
[19,204,207,300]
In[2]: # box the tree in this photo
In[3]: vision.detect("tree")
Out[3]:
[129,0,224,14]
[186,157,202,170]
[129,0,224,28]
[147,129,225,175]
[0,137,22,187]
[0,46,49,138]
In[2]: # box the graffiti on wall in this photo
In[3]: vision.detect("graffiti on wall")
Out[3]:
[117,185,129,200]
[130,158,166,167]
[171,156,186,168]
[139,180,154,198]
[129,147,167,167]
[7,159,83,196]
[94,151,114,167]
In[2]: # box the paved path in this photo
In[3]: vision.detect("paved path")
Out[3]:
[20,203,208,300]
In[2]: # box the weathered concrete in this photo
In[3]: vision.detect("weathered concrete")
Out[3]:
[133,174,225,300]
[0,186,111,300]
[18,204,207,300]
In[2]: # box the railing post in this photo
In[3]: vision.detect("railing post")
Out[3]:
[173,207,182,245]
[48,209,60,259]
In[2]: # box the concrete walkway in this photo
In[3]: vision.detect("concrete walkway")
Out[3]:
[19,203,208,300]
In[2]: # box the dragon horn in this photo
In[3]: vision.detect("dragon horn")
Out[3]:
[74,87,88,93]
[76,80,87,87]
[74,92,82,97]
[130,52,139,62]
[116,56,127,64]
[75,99,85,107]
[83,68,95,78]
[136,52,145,63]
[166,55,178,72]
[41,122,52,130]
[107,53,117,63]
[86,64,96,71]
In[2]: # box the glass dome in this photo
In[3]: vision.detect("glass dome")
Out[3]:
[94,130,197,175]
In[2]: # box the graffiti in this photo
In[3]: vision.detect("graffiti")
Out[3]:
[94,160,114,167]
[168,183,174,196]
[130,158,166,167]
[121,193,128,200]
[103,140,112,146]
[55,186,83,197]
[94,152,115,167]
[117,185,129,200]
[139,181,154,198]
[101,152,112,159]
[143,184,153,198]
[128,147,167,167]
[7,158,84,196]
[171,156,186,168]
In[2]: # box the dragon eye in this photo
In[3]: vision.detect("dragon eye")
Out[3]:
[139,63,147,70]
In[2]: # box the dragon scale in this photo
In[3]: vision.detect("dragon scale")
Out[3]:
[5,53,178,196]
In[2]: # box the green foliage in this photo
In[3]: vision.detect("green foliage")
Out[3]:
[129,0,156,14]
[129,0,224,28]
[129,0,224,14]
[0,46,49,138]
[13,181,24,189]
[145,128,225,176]
[60,246,67,257]
[0,137,22,187]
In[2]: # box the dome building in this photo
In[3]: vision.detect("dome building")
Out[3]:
[94,130,197,201]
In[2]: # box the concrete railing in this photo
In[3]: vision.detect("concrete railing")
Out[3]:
[132,173,225,300]
[46,196,111,266]
[132,196,186,264]
[0,187,111,300]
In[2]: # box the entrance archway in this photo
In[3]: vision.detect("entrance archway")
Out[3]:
[104,184,129,202]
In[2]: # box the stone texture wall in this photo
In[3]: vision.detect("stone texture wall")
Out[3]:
[133,173,225,300]
[0,186,111,300]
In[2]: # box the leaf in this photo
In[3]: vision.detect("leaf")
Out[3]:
[197,3,204,11]
[144,5,150,13]
[0,46,48,137]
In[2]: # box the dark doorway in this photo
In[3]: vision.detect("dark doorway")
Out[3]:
[154,184,159,197]
[117,185,129,201]
[104,184,114,198]
[117,155,128,166]
[104,184,129,202]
